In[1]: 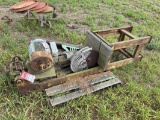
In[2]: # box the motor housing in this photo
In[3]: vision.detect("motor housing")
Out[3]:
[28,39,55,71]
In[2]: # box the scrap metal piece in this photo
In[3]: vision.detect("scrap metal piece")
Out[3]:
[16,81,40,95]
[30,2,46,10]
[25,10,55,28]
[10,1,36,9]
[62,44,80,51]
[13,2,39,12]
[34,5,49,13]
[30,51,53,71]
[28,39,54,71]
[43,6,54,13]
[58,55,70,68]
[70,47,99,72]
[8,55,24,76]
[50,42,58,61]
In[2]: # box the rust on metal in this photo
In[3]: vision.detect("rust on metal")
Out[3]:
[13,2,39,12]
[10,1,36,9]
[6,55,25,76]
[16,66,103,95]
[16,82,40,95]
[31,2,46,10]
[34,5,49,13]
[43,6,54,13]
[30,51,53,71]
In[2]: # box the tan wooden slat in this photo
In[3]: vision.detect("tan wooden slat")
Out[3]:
[106,55,142,70]
[113,36,151,50]
[94,26,133,36]
[120,30,137,39]
[119,49,133,58]
[50,78,121,106]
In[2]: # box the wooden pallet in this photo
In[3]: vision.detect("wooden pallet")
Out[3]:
[45,71,122,106]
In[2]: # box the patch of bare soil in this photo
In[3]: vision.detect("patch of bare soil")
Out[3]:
[0,6,24,20]
[52,4,89,33]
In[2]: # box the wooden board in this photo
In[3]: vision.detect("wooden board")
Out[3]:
[113,36,151,50]
[94,26,133,36]
[49,78,121,106]
[45,71,122,106]
[98,42,113,69]
[85,30,102,52]
[45,71,116,96]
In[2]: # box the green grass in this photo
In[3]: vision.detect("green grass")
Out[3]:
[0,0,160,119]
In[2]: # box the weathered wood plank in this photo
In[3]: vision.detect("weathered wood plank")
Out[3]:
[133,44,144,58]
[50,78,122,106]
[94,26,133,36]
[98,42,113,69]
[113,36,151,50]
[85,30,102,52]
[106,56,142,70]
[40,66,102,90]
[94,34,112,46]
[118,27,133,42]
[45,72,116,96]
[120,30,137,39]
[118,49,133,58]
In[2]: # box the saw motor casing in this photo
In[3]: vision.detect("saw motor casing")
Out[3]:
[28,39,58,71]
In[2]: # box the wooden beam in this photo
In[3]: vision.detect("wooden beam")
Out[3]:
[133,44,143,58]
[39,66,103,90]
[106,56,142,70]
[118,49,133,58]
[94,26,133,36]
[95,33,112,46]
[45,71,115,96]
[49,78,122,106]
[120,29,137,39]
[113,36,151,50]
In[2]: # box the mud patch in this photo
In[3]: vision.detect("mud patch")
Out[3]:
[0,6,24,20]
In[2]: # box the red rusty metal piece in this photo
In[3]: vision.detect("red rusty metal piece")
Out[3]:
[13,2,39,12]
[43,6,54,13]
[31,2,46,10]
[30,51,53,71]
[34,5,49,13]
[10,1,36,9]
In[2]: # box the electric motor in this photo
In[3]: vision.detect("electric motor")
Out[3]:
[70,47,99,72]
[28,39,54,71]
